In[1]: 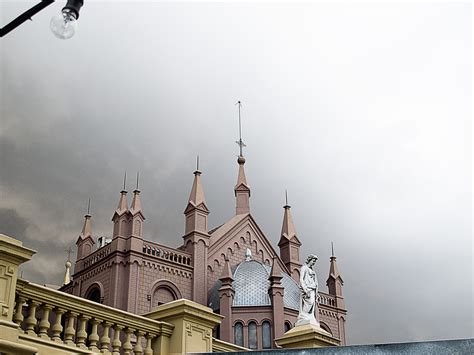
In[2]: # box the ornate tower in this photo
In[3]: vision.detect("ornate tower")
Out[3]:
[218,257,234,343]
[278,193,302,281]
[183,161,211,305]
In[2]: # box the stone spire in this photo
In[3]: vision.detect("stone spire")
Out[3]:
[130,172,145,238]
[184,158,209,234]
[278,191,302,281]
[112,173,132,239]
[234,101,251,215]
[327,242,344,299]
[280,191,297,241]
[234,152,251,215]
[187,157,207,208]
[75,200,95,272]
[115,172,129,216]
[130,172,143,215]
[80,212,92,238]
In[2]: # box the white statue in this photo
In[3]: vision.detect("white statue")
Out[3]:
[296,254,319,326]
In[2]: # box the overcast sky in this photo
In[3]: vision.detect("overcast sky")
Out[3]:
[1,0,472,345]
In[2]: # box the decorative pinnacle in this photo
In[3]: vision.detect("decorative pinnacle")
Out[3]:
[86,198,91,216]
[331,241,335,258]
[195,155,201,173]
[135,171,140,191]
[235,100,246,157]
[122,171,127,192]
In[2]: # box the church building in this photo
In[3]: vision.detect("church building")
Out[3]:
[60,151,347,349]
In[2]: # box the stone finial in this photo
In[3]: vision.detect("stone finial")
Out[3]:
[63,260,72,285]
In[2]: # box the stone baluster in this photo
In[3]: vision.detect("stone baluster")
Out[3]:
[100,321,112,352]
[13,295,26,326]
[144,333,153,355]
[88,317,100,351]
[51,308,65,342]
[24,300,40,335]
[38,304,53,339]
[133,330,144,355]
[111,324,123,355]
[123,327,133,355]
[76,314,90,349]
[63,311,78,345]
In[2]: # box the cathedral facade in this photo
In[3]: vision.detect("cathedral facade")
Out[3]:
[61,154,347,350]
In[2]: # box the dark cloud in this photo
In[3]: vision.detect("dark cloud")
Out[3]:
[1,1,471,345]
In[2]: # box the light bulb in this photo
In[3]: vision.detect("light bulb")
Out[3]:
[50,9,77,39]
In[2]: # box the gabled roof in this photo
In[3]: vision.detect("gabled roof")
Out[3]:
[208,213,289,274]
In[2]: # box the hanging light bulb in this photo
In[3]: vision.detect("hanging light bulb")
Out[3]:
[50,0,83,40]
[50,9,77,39]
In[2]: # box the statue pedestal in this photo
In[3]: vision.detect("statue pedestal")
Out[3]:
[275,323,340,349]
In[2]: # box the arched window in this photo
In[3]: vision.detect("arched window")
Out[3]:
[284,321,292,333]
[262,321,271,349]
[234,322,243,347]
[248,321,257,350]
[85,286,101,303]
[153,287,176,307]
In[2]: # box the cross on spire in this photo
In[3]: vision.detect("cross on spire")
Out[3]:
[65,246,74,262]
[235,101,246,156]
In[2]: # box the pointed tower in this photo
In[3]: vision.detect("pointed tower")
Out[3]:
[234,101,250,215]
[130,173,145,238]
[75,201,95,273]
[112,174,131,239]
[268,256,285,344]
[278,192,302,281]
[183,159,211,305]
[218,257,234,343]
[326,243,346,345]
[326,244,344,307]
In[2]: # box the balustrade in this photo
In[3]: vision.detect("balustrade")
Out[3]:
[13,279,173,354]
[143,242,192,267]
